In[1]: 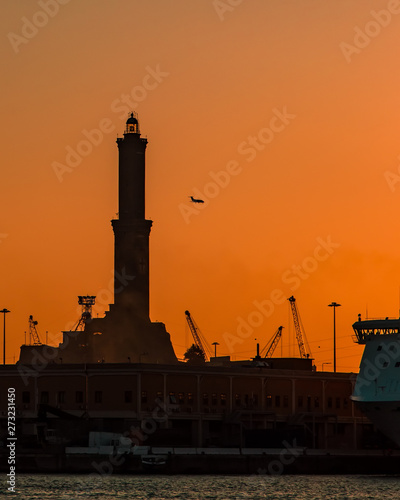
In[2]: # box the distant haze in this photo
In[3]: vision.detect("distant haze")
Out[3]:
[1,0,399,371]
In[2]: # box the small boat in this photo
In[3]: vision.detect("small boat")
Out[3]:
[141,455,168,471]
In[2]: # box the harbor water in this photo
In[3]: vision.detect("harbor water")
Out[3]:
[1,474,400,499]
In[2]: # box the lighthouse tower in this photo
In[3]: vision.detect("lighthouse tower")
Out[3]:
[53,113,178,364]
[112,113,152,320]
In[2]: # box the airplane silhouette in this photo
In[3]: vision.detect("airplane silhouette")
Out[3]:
[189,196,204,204]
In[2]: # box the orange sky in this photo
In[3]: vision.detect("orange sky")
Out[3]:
[1,0,400,371]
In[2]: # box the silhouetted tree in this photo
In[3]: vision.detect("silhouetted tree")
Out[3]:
[184,344,206,364]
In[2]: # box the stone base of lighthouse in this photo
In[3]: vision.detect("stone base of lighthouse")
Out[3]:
[57,310,178,364]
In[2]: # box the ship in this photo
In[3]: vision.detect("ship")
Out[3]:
[352,314,400,446]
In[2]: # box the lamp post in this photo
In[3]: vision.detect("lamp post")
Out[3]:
[328,302,341,373]
[1,309,10,365]
[212,342,219,358]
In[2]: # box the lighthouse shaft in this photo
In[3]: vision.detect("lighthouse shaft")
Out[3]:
[111,114,152,320]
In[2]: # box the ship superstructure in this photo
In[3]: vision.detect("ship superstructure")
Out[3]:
[352,315,400,446]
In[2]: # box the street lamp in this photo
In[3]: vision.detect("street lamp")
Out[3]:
[328,302,341,373]
[1,308,10,365]
[212,342,219,358]
[322,362,331,372]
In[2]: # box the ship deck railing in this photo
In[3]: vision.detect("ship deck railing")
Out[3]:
[352,317,400,343]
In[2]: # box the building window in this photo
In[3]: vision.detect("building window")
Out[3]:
[253,394,259,407]
[22,391,30,404]
[141,391,148,404]
[76,391,83,404]
[169,392,177,404]
[57,391,65,404]
[40,391,49,404]
[266,395,272,408]
[283,395,289,408]
[156,391,163,400]
[220,393,227,406]
[275,395,281,408]
[335,397,341,409]
[235,394,241,407]
[327,397,332,409]
[178,392,185,404]
[314,397,319,409]
[125,391,133,403]
[298,396,303,409]
[211,393,217,406]
[187,393,193,404]
[343,397,348,409]
[202,393,208,405]
[95,391,102,404]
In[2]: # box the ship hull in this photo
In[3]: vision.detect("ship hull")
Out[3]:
[355,400,400,447]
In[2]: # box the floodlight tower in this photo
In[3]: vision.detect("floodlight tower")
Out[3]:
[74,295,96,331]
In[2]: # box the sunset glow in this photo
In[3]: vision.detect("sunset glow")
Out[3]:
[2,0,400,371]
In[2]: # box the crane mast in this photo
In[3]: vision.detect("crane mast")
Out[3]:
[261,326,283,358]
[185,310,212,361]
[29,315,42,345]
[288,296,311,359]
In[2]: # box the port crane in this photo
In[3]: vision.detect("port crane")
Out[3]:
[185,310,213,361]
[288,296,312,359]
[260,326,284,358]
[29,315,42,345]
